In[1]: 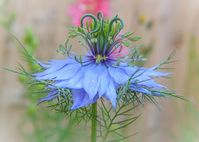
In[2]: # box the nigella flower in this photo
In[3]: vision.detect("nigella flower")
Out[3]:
[34,13,171,110]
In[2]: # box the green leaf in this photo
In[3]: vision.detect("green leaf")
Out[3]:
[122,41,131,47]
[121,32,133,38]
[129,36,142,41]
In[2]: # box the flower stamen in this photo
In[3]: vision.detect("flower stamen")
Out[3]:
[95,54,106,64]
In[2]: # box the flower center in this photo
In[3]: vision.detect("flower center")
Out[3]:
[95,54,106,64]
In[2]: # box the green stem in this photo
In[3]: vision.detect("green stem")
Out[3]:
[91,103,97,142]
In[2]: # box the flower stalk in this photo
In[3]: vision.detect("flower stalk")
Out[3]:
[91,103,97,142]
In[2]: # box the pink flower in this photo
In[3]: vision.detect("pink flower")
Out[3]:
[68,0,111,26]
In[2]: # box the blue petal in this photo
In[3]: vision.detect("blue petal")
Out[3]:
[104,80,117,108]
[53,66,88,89]
[108,67,129,84]
[37,64,80,80]
[71,89,98,110]
[130,84,152,95]
[98,66,109,97]
[33,60,66,78]
[38,89,58,103]
[51,63,81,80]
[124,65,170,96]
[83,64,101,99]
[139,79,165,89]
[123,66,141,76]
[145,67,170,77]
[123,66,169,79]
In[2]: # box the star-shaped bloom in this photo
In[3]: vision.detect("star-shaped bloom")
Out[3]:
[34,13,171,110]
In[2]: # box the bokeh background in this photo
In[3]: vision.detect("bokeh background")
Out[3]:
[1,0,199,142]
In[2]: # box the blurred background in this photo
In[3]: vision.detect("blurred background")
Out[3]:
[1,0,199,142]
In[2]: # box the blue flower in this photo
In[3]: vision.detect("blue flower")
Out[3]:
[33,13,171,110]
